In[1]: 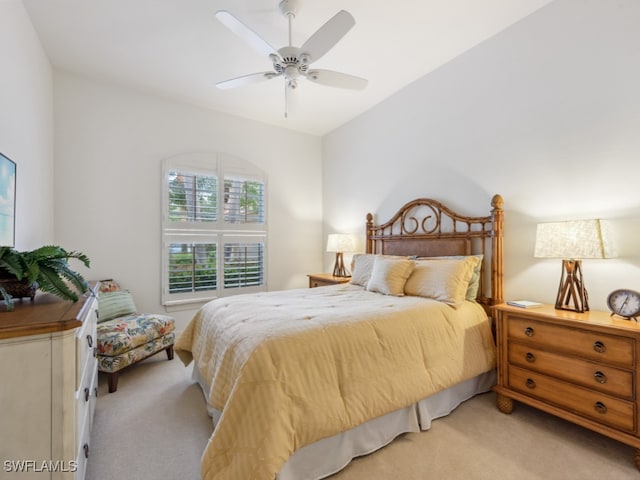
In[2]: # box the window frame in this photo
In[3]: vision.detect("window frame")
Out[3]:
[162,152,267,307]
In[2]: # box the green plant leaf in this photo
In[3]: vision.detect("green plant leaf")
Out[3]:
[0,287,15,311]
[34,264,80,302]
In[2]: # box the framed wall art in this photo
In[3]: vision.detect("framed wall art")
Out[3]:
[0,152,16,247]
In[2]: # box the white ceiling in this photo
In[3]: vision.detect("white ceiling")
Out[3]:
[23,0,553,136]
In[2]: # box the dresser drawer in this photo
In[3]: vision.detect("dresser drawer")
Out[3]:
[75,403,92,480]
[508,364,635,432]
[76,356,98,447]
[76,302,98,387]
[508,341,633,399]
[508,316,634,367]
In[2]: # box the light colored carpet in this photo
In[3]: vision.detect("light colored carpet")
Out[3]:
[87,355,638,480]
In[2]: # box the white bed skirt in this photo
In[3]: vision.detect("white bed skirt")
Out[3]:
[193,365,496,480]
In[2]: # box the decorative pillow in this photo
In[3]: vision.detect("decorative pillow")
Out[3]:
[351,254,408,287]
[99,279,121,294]
[366,256,415,296]
[462,255,483,300]
[350,254,377,286]
[424,255,484,301]
[98,290,137,323]
[404,256,480,308]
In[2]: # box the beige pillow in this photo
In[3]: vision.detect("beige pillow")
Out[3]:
[351,253,408,286]
[366,256,415,296]
[417,255,484,301]
[404,257,480,308]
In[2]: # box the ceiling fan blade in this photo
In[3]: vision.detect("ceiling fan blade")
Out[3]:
[216,10,279,58]
[216,72,278,90]
[300,10,355,64]
[306,69,368,90]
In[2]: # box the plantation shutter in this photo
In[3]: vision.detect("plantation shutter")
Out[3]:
[167,243,217,294]
[223,242,265,289]
[168,171,217,222]
[223,175,265,224]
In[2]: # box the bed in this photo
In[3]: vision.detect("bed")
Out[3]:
[175,194,504,480]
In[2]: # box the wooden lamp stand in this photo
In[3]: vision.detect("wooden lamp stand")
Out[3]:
[332,252,348,277]
[555,259,589,313]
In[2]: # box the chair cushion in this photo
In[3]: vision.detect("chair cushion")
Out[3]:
[97,313,175,357]
[97,332,175,373]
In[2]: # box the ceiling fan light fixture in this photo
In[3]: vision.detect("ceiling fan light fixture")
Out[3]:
[284,65,300,80]
[299,53,311,64]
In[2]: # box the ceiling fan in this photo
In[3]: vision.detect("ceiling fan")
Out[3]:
[215,0,368,117]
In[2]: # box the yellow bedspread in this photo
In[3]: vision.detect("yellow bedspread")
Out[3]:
[176,284,496,480]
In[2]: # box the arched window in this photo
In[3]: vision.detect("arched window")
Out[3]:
[162,152,267,306]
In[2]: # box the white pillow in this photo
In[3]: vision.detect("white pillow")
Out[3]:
[366,256,415,296]
[404,256,480,308]
[350,253,377,286]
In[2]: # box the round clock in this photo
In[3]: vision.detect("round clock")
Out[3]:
[606,289,640,321]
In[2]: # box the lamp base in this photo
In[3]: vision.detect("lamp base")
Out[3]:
[555,259,589,313]
[332,252,350,277]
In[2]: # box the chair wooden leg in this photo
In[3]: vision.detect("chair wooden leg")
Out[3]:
[166,345,174,361]
[107,372,120,393]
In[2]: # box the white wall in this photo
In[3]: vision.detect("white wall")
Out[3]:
[323,0,640,311]
[0,0,54,249]
[53,72,323,328]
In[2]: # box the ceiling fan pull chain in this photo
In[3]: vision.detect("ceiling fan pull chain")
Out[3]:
[284,81,289,119]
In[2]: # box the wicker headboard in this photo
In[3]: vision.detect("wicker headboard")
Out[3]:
[365,194,504,312]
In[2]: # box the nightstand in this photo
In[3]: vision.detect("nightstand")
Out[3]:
[493,303,640,470]
[307,273,351,288]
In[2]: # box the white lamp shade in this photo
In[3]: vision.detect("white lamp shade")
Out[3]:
[326,234,355,253]
[534,219,616,259]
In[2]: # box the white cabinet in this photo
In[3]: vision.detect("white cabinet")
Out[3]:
[0,283,99,480]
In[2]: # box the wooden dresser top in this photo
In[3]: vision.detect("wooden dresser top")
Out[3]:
[0,284,97,340]
[494,303,640,333]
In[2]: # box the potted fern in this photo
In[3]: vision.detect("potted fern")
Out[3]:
[0,245,90,311]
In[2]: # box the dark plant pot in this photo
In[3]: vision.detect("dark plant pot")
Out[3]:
[0,278,37,302]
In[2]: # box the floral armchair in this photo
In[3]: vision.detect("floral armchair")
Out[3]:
[96,281,175,393]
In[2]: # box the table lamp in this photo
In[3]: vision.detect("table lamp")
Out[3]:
[326,234,355,277]
[534,219,616,313]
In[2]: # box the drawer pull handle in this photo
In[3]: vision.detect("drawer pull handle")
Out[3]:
[83,443,90,459]
[594,371,607,384]
[94,387,98,398]
[84,387,90,402]
[593,341,606,353]
[525,352,536,363]
[524,327,535,337]
[95,309,99,321]
[87,334,93,348]
[525,378,536,389]
[594,401,608,415]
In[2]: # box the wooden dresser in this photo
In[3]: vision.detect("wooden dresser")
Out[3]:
[493,303,640,469]
[0,282,99,479]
